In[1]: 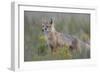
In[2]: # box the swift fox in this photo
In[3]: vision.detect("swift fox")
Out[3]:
[41,18,89,53]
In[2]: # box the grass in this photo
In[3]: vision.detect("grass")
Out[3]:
[32,35,90,61]
[24,12,90,61]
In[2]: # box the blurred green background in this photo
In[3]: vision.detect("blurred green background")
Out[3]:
[24,11,90,61]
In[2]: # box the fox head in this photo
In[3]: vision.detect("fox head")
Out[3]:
[42,18,55,33]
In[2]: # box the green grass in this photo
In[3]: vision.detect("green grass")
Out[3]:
[24,12,90,61]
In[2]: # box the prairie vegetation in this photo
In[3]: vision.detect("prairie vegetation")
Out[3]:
[24,11,90,61]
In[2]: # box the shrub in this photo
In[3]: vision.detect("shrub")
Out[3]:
[52,46,72,60]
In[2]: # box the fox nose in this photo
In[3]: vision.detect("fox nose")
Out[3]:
[42,29,44,32]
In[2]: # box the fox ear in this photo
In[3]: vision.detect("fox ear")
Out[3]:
[50,18,53,24]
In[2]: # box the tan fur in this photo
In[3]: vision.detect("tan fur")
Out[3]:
[42,18,79,53]
[47,31,66,51]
